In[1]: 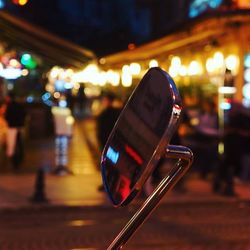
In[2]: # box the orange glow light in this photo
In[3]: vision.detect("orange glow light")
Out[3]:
[19,0,28,5]
[13,0,28,5]
[128,43,136,50]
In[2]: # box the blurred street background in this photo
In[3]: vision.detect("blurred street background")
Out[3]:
[0,0,250,249]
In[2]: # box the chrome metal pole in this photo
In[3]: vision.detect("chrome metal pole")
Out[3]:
[107,145,193,250]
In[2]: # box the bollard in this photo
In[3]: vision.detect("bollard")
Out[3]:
[30,168,49,203]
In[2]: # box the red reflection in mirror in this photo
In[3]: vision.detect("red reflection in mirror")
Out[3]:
[125,144,143,165]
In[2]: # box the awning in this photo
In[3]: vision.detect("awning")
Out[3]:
[0,11,96,69]
[101,10,250,69]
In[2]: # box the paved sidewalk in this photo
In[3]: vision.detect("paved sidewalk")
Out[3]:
[0,119,106,209]
[0,119,250,210]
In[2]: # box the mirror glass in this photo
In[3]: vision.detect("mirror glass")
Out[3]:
[101,67,182,206]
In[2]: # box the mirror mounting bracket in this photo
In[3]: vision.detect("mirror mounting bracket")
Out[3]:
[107,145,193,250]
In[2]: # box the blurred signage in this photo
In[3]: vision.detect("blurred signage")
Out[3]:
[189,0,223,18]
[237,0,250,8]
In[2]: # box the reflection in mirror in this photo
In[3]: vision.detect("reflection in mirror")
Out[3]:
[101,67,182,206]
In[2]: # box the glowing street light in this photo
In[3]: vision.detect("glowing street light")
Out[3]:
[225,55,239,71]
[213,51,224,70]
[121,72,132,87]
[188,60,202,76]
[171,56,181,67]
[129,63,141,75]
[149,59,158,68]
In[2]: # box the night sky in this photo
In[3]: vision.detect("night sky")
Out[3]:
[5,0,188,56]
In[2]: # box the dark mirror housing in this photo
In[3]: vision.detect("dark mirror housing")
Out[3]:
[101,67,182,207]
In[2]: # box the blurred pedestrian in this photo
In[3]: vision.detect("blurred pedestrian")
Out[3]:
[96,92,122,191]
[233,103,250,182]
[4,92,26,170]
[0,102,7,167]
[0,102,7,144]
[76,84,87,117]
[213,101,243,196]
[194,99,219,179]
[96,92,122,151]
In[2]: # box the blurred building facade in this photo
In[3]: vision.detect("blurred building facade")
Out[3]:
[2,0,208,56]
[96,0,250,108]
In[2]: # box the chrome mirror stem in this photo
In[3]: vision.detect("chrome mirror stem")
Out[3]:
[107,145,193,250]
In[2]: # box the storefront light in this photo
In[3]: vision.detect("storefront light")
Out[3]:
[169,65,178,78]
[218,142,224,155]
[179,65,187,76]
[106,70,120,86]
[74,82,80,90]
[45,84,54,93]
[59,99,67,108]
[59,69,67,80]
[213,52,224,69]
[42,92,51,102]
[220,101,231,110]
[188,60,202,76]
[73,64,99,83]
[53,92,60,99]
[85,64,99,74]
[21,53,37,69]
[55,80,65,91]
[97,71,107,86]
[121,72,132,87]
[225,55,238,71]
[0,68,22,79]
[64,82,73,89]
[9,59,21,68]
[171,56,181,67]
[111,72,120,86]
[21,69,29,76]
[243,82,250,99]
[99,58,106,65]
[26,96,34,103]
[73,71,85,83]
[218,86,237,94]
[50,67,60,79]
[90,73,99,86]
[122,65,130,73]
[65,68,74,77]
[206,58,215,73]
[16,0,29,6]
[129,62,141,75]
[243,99,250,108]
[244,68,250,82]
[149,59,158,68]
[244,54,250,68]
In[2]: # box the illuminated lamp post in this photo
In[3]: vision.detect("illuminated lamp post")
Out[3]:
[206,52,226,155]
[208,52,239,156]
